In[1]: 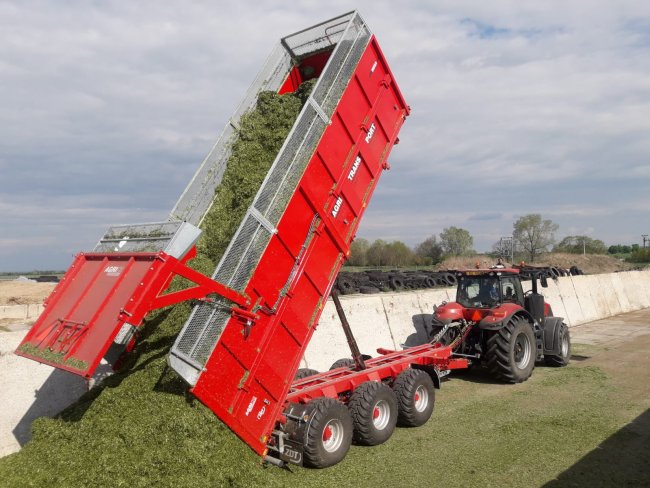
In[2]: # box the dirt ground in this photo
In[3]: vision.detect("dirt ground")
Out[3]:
[440,252,637,274]
[0,281,55,306]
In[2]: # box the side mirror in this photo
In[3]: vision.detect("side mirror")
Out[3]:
[540,275,548,288]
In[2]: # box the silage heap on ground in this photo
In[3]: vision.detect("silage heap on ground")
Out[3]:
[0,83,316,487]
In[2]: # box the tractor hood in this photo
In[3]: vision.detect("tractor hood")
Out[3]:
[433,302,464,323]
[434,301,526,329]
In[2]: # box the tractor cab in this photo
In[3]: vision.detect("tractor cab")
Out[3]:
[455,269,525,309]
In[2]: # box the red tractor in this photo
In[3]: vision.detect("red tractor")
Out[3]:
[429,268,571,383]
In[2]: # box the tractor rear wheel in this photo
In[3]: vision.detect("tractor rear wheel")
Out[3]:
[486,316,536,383]
[294,368,319,380]
[348,381,398,445]
[393,368,435,427]
[303,397,353,468]
[545,323,571,367]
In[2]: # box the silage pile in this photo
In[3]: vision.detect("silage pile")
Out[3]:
[0,83,316,487]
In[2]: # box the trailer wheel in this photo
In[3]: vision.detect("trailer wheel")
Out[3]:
[393,369,435,427]
[303,397,353,468]
[544,323,571,367]
[486,316,536,383]
[294,368,319,380]
[348,381,398,445]
[329,358,355,370]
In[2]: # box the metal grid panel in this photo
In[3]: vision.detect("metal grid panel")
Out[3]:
[171,12,372,383]
[94,221,183,253]
[281,11,355,59]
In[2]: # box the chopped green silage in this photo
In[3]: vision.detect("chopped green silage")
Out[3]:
[201,80,315,264]
[18,343,88,371]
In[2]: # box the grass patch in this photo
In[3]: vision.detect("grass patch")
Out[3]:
[2,355,647,487]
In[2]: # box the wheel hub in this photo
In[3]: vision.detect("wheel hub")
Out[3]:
[414,385,428,412]
[372,400,390,430]
[514,332,531,369]
[321,419,344,453]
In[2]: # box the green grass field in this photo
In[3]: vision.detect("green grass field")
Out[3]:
[1,337,648,488]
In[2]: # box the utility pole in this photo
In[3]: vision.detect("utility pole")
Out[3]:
[500,236,514,263]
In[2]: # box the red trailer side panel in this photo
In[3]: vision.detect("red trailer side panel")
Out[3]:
[15,253,163,377]
[191,37,409,454]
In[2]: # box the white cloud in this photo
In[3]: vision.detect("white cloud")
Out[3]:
[1,1,649,270]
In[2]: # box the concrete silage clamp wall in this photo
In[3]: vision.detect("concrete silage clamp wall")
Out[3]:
[301,269,650,371]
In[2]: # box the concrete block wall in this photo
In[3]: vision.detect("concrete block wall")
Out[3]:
[302,269,650,371]
[0,304,44,322]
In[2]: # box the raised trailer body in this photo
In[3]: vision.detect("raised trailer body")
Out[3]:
[171,35,410,455]
[16,12,463,468]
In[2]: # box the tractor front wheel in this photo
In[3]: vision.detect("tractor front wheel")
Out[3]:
[303,397,353,468]
[545,323,571,367]
[486,316,536,383]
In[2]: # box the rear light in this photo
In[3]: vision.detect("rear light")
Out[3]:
[492,310,507,319]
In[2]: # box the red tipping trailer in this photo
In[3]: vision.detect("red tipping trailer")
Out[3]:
[17,12,467,468]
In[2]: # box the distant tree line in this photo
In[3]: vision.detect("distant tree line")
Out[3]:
[347,226,474,267]
[348,212,650,267]
[607,244,640,254]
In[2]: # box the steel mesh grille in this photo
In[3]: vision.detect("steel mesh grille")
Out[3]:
[93,221,182,253]
[171,12,371,382]
[282,11,355,59]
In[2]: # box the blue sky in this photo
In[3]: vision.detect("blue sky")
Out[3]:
[1,1,649,271]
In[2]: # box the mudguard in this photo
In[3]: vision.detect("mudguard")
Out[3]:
[478,309,534,331]
[541,317,565,355]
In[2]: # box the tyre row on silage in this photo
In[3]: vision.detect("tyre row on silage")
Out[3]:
[336,265,584,295]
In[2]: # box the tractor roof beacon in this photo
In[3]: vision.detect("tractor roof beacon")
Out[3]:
[430,268,571,383]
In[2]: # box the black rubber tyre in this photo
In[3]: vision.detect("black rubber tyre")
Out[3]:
[329,358,355,370]
[348,381,398,445]
[544,323,571,367]
[423,277,436,288]
[392,368,435,427]
[442,273,457,286]
[294,368,319,380]
[389,277,405,291]
[486,316,536,383]
[337,278,356,295]
[303,397,353,468]
[359,286,379,294]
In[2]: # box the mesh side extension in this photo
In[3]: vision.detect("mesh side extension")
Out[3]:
[93,221,201,259]
[170,12,371,384]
